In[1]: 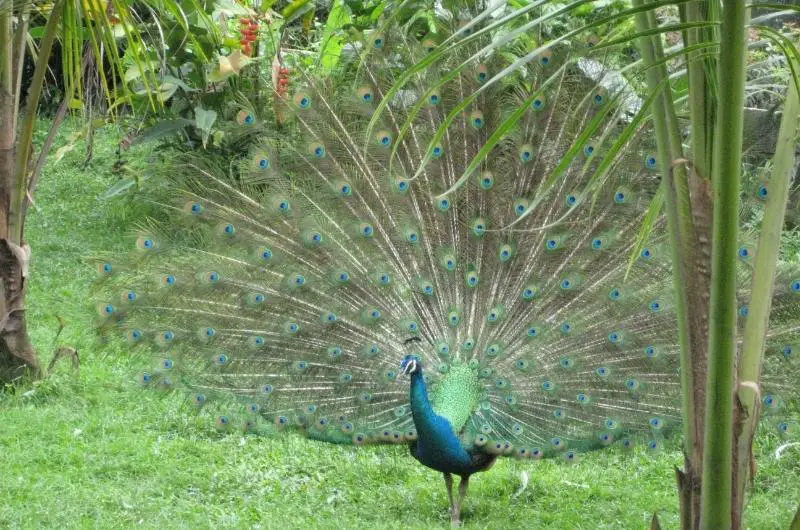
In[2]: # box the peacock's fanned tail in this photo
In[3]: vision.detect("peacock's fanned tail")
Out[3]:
[94,12,799,460]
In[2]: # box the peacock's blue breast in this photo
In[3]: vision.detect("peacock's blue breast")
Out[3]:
[410,412,488,475]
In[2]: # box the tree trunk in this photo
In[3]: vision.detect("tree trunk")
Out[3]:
[0,86,39,383]
[0,238,39,382]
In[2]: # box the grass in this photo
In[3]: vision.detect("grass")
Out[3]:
[0,122,798,529]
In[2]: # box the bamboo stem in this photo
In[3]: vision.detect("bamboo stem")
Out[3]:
[701,1,748,528]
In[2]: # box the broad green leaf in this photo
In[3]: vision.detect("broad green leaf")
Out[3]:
[194,106,218,149]
[156,82,178,103]
[130,118,194,146]
[319,0,352,72]
[283,0,313,23]
[161,75,196,93]
[102,177,141,199]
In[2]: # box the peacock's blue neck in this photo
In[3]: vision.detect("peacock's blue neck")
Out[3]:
[408,369,479,474]
[409,370,435,427]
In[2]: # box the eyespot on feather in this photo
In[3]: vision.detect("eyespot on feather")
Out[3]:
[135,236,159,251]
[474,64,488,83]
[470,218,487,237]
[126,328,143,343]
[375,130,393,147]
[97,302,116,317]
[154,330,176,346]
[370,32,385,49]
[236,110,255,125]
[356,86,375,103]
[184,201,205,215]
[252,152,271,170]
[469,109,485,129]
[591,86,608,105]
[97,262,114,275]
[307,141,326,159]
[292,90,312,109]
[539,48,553,65]
[518,144,534,163]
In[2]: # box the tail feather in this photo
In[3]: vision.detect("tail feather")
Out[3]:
[94,11,799,457]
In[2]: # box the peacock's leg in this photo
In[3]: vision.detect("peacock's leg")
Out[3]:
[443,472,456,522]
[451,474,470,526]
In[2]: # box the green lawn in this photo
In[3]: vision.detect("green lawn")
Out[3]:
[1,122,798,529]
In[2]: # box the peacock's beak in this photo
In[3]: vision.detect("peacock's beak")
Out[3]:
[398,360,416,377]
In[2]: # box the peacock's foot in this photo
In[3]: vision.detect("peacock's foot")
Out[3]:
[449,505,462,527]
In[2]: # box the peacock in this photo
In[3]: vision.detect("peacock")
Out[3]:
[94,5,799,526]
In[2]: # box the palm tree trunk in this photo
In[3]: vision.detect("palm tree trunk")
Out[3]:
[0,73,38,380]
[0,239,38,381]
[0,0,64,382]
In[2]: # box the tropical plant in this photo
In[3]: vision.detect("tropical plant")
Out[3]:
[0,0,210,382]
[106,0,396,198]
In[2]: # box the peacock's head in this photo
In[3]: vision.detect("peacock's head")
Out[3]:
[399,354,422,376]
